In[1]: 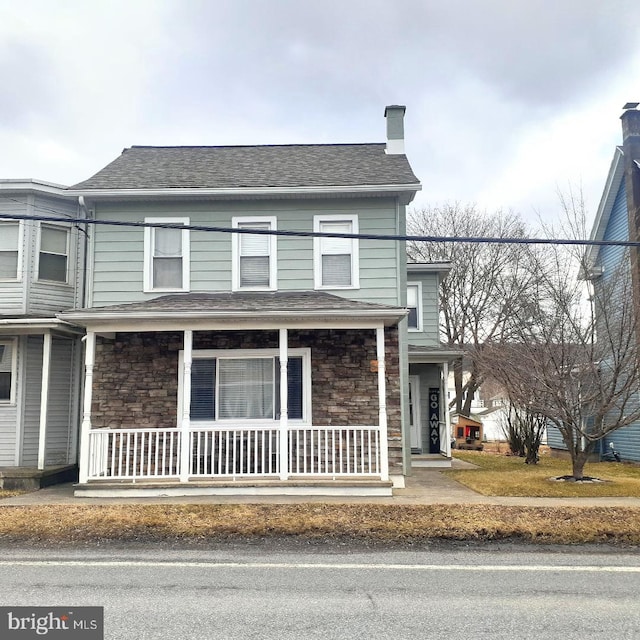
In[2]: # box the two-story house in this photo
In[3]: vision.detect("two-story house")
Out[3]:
[60,106,455,497]
[0,180,84,489]
[556,103,640,462]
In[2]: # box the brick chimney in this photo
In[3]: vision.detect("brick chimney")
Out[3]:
[384,105,406,154]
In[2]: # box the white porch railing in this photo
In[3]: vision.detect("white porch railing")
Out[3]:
[85,425,382,481]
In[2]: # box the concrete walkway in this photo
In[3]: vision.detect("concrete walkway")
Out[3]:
[3,459,640,507]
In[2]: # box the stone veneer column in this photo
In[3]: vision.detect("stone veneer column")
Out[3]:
[377,326,390,481]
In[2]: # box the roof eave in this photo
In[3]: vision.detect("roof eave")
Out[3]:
[66,183,422,204]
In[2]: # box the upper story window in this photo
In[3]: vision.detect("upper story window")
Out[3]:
[407,282,423,331]
[0,221,20,280]
[313,215,359,289]
[232,217,277,291]
[144,217,190,293]
[38,224,69,283]
[0,340,16,404]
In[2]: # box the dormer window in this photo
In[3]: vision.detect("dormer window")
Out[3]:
[232,217,277,291]
[144,217,190,292]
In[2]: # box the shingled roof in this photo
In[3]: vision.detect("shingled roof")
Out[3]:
[58,291,407,326]
[70,144,420,191]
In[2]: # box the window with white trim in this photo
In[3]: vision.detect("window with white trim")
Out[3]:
[186,349,310,422]
[0,221,20,280]
[232,217,277,290]
[0,340,16,403]
[144,217,190,292]
[314,215,359,289]
[407,282,423,331]
[38,224,69,283]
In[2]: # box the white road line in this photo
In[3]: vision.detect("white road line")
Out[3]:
[0,561,639,572]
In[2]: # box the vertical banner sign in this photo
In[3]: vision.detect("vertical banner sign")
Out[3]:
[428,387,440,454]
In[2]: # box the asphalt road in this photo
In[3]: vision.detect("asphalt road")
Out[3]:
[1,543,640,639]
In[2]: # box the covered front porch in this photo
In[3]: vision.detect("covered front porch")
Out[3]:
[61,292,406,497]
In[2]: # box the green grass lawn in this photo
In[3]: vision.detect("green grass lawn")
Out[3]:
[446,450,640,497]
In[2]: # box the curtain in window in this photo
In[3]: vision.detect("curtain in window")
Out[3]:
[218,358,274,419]
[239,223,270,287]
[320,221,352,286]
[407,285,419,328]
[153,228,183,288]
[191,359,216,419]
[0,223,19,279]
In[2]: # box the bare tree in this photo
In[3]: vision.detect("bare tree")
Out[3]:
[500,403,546,465]
[481,193,640,479]
[407,204,535,416]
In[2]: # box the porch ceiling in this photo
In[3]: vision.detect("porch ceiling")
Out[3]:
[408,344,463,364]
[58,291,407,331]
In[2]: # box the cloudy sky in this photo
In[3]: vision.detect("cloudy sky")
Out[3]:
[1,0,639,226]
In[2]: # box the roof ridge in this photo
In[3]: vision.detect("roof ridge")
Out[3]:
[126,143,385,151]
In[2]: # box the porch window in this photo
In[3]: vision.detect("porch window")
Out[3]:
[232,217,277,290]
[407,282,422,331]
[0,340,16,403]
[38,224,69,283]
[0,222,19,280]
[314,215,359,289]
[144,217,190,292]
[188,350,308,421]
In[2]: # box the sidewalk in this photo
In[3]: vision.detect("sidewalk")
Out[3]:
[3,459,640,507]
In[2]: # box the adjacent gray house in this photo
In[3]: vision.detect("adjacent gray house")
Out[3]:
[549,104,640,461]
[56,105,455,497]
[0,180,84,488]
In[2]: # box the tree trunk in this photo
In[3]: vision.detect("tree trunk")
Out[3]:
[571,450,589,480]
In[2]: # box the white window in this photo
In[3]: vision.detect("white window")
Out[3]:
[232,217,277,290]
[182,348,311,423]
[0,221,20,280]
[38,224,69,283]
[0,340,17,404]
[407,282,423,331]
[314,215,359,289]
[144,217,190,292]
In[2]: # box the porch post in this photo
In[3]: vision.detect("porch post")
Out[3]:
[376,326,390,481]
[37,332,52,470]
[180,330,193,482]
[279,328,289,480]
[442,361,452,457]
[78,331,95,484]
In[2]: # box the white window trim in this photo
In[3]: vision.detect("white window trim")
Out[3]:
[0,219,23,283]
[313,214,360,290]
[231,216,277,291]
[143,217,190,293]
[407,281,423,332]
[0,338,18,405]
[35,221,71,285]
[177,347,312,425]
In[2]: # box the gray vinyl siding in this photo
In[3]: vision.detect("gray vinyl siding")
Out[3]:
[0,197,27,315]
[0,404,17,464]
[0,193,83,316]
[597,180,628,277]
[21,335,43,466]
[45,337,76,465]
[89,198,401,307]
[607,423,640,462]
[18,335,78,466]
[546,425,565,450]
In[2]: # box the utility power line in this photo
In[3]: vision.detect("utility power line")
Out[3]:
[0,210,634,248]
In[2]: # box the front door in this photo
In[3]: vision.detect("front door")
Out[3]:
[409,376,421,451]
